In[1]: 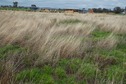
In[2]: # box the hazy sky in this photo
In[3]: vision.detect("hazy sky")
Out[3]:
[0,0,126,9]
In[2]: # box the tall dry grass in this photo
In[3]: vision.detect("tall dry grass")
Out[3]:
[0,11,126,84]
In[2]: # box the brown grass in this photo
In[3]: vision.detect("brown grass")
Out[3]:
[0,11,126,84]
[0,11,125,63]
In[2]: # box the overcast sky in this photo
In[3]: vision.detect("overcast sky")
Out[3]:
[0,0,126,9]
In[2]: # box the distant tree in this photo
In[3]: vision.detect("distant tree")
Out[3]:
[13,2,18,7]
[113,7,122,14]
[31,4,38,11]
[82,8,87,13]
[58,8,63,13]
[98,8,103,13]
[103,8,109,13]
[92,8,98,13]
[93,8,113,13]
[108,9,113,12]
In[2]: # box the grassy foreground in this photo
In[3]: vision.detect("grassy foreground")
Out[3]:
[0,11,126,84]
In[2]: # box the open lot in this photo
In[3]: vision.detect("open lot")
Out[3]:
[0,11,126,84]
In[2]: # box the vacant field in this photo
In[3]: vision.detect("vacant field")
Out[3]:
[0,11,126,84]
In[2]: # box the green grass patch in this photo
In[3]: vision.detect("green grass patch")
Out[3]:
[15,56,126,84]
[16,68,55,84]
[103,65,126,82]
[1,44,125,84]
[0,7,31,11]
[58,58,69,69]
[77,63,98,79]
[54,67,67,79]
[58,58,83,74]
[117,43,126,52]
[55,76,77,84]
[92,29,111,40]
[42,65,54,75]
[67,58,82,74]
[59,19,81,24]
[0,44,27,59]
[16,68,42,82]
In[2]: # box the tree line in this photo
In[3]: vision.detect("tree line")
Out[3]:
[92,7,125,14]
[0,5,125,14]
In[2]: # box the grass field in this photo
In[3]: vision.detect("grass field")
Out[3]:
[0,11,126,84]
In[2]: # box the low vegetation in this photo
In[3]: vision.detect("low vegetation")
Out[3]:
[0,7,31,11]
[0,11,126,84]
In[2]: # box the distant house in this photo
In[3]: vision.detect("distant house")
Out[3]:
[31,4,38,11]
